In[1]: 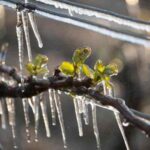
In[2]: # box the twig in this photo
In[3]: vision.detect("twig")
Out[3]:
[0,64,150,137]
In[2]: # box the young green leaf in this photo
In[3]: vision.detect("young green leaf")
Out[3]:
[94,59,105,73]
[72,47,91,66]
[34,54,48,67]
[104,64,118,76]
[59,61,75,76]
[26,63,36,75]
[82,64,94,79]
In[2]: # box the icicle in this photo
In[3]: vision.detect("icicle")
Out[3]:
[21,9,32,62]
[0,43,8,129]
[22,98,31,143]
[48,89,56,126]
[16,10,24,85]
[114,111,130,150]
[73,97,83,137]
[6,98,18,149]
[91,103,101,149]
[53,90,67,148]
[40,94,51,138]
[32,96,40,142]
[77,96,83,114]
[107,85,130,150]
[82,98,89,125]
[28,98,35,114]
[0,99,7,129]
[28,11,43,48]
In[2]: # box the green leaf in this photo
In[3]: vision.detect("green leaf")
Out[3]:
[82,64,94,78]
[104,64,118,76]
[36,67,49,75]
[26,63,36,75]
[59,61,75,76]
[103,75,112,89]
[94,59,105,73]
[72,47,91,66]
[34,54,48,67]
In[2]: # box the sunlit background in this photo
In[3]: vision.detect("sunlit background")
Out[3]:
[0,0,150,150]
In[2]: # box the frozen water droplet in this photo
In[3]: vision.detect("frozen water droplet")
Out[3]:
[73,97,83,137]
[48,89,56,126]
[40,93,51,138]
[28,11,43,48]
[21,10,32,62]
[91,104,101,149]
[12,125,18,149]
[122,120,130,127]
[53,90,67,148]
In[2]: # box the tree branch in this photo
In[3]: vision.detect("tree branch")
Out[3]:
[0,64,150,137]
[1,0,150,47]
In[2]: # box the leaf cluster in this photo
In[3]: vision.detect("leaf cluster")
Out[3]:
[59,47,118,88]
[26,54,49,76]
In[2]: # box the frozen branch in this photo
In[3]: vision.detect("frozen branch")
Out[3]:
[0,64,150,137]
[1,0,150,47]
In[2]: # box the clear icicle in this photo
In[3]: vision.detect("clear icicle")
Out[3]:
[6,98,18,149]
[73,97,83,137]
[82,99,89,125]
[28,11,43,48]
[21,10,32,62]
[107,86,130,150]
[77,96,83,114]
[48,89,56,126]
[33,96,40,142]
[22,98,31,143]
[40,94,51,138]
[91,103,101,149]
[0,99,7,129]
[16,10,24,85]
[114,111,130,150]
[53,90,67,148]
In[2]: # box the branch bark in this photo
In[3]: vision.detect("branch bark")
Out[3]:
[0,64,150,137]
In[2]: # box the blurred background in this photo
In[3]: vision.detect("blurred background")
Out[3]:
[0,0,150,149]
